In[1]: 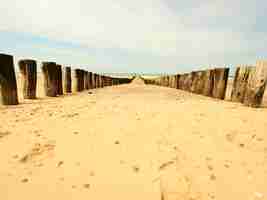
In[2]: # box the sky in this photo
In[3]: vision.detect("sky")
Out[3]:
[0,0,267,74]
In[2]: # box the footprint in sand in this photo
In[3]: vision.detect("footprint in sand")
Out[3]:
[19,142,55,163]
[83,184,90,189]
[21,178,29,183]
[0,131,11,138]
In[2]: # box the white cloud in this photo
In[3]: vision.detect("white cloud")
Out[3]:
[0,0,266,72]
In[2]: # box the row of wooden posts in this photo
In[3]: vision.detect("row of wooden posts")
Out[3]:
[0,53,132,105]
[144,60,267,108]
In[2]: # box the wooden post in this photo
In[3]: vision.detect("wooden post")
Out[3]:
[175,74,181,89]
[84,71,89,90]
[203,69,214,97]
[80,70,85,91]
[192,71,205,94]
[56,64,63,95]
[88,72,93,89]
[212,68,229,99]
[184,73,192,92]
[178,74,185,90]
[93,73,97,88]
[94,74,98,88]
[42,62,58,97]
[74,69,84,92]
[0,53,19,105]
[243,60,267,107]
[18,59,37,99]
[99,75,103,88]
[96,74,100,88]
[189,72,197,92]
[64,66,72,93]
[231,65,253,103]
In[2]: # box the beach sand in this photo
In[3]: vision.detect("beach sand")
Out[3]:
[0,76,266,200]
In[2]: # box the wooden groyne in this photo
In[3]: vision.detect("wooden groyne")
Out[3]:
[0,53,132,105]
[144,61,267,107]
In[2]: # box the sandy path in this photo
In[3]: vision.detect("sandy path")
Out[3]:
[0,78,267,200]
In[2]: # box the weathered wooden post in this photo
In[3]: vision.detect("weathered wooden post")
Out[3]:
[88,72,92,89]
[243,60,267,107]
[96,74,100,88]
[99,75,103,88]
[64,66,72,93]
[56,64,63,95]
[183,73,192,91]
[189,72,197,92]
[203,69,214,97]
[74,69,83,92]
[94,74,98,88]
[174,74,180,89]
[42,62,58,97]
[231,65,253,103]
[192,71,205,94]
[84,71,89,90]
[212,67,229,99]
[18,59,37,99]
[80,70,85,91]
[180,74,185,90]
[0,53,19,105]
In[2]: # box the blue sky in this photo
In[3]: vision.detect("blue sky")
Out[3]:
[0,0,267,74]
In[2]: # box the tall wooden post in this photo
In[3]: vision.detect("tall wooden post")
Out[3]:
[0,53,19,105]
[56,64,63,95]
[203,69,214,97]
[231,65,253,103]
[212,68,229,99]
[193,71,205,94]
[91,73,96,88]
[64,67,72,93]
[74,69,83,92]
[178,74,185,90]
[80,70,85,91]
[96,74,100,88]
[42,62,58,97]
[84,71,89,90]
[174,74,180,89]
[18,59,37,99]
[88,72,92,89]
[243,60,267,107]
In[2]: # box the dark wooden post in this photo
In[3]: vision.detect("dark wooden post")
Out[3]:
[91,73,96,88]
[74,69,83,92]
[212,68,229,99]
[96,74,100,88]
[88,72,92,89]
[42,62,58,97]
[84,71,89,90]
[243,61,267,107]
[0,53,19,105]
[203,69,214,97]
[56,64,63,95]
[174,74,180,89]
[18,59,37,99]
[64,66,72,93]
[80,70,85,91]
[231,65,253,103]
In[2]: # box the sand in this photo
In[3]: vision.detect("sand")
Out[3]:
[0,76,267,200]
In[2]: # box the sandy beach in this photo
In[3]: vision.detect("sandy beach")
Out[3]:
[0,76,267,200]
